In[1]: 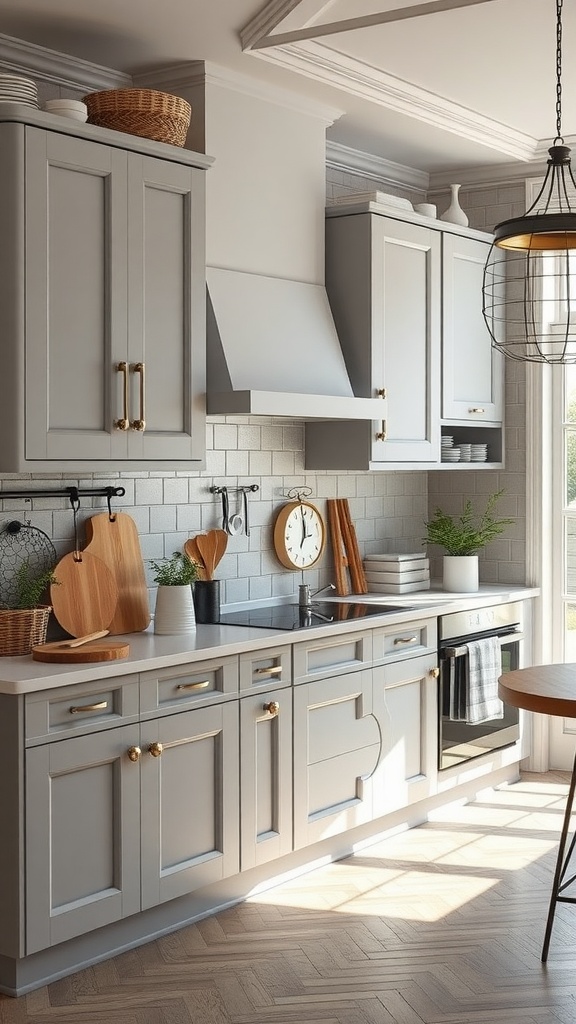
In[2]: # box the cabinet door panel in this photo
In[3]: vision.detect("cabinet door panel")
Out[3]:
[240,689,293,869]
[25,128,129,461]
[293,671,379,849]
[140,703,239,909]
[26,724,141,954]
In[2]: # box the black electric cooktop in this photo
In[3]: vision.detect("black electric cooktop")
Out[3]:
[219,601,413,631]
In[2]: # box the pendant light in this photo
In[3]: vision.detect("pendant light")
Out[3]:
[482,0,576,364]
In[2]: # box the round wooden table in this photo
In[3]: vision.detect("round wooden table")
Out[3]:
[499,664,576,961]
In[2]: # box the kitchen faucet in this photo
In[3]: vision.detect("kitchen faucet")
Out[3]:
[298,582,336,608]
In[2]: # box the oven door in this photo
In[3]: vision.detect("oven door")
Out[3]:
[438,633,521,771]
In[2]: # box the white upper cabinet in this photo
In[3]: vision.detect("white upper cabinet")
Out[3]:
[0,116,209,472]
[441,232,503,423]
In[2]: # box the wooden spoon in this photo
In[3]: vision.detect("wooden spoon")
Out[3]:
[183,539,207,581]
[212,529,228,573]
[194,532,220,581]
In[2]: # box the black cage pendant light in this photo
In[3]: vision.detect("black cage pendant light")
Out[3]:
[483,0,576,363]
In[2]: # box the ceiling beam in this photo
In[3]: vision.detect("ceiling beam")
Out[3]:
[244,0,503,51]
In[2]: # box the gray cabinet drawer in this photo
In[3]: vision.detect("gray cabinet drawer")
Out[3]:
[239,647,291,692]
[372,618,436,663]
[139,656,238,715]
[25,676,139,745]
[293,631,372,683]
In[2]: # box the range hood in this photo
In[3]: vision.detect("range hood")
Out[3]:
[206,267,385,419]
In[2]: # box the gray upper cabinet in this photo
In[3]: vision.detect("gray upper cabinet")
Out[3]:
[305,212,441,470]
[442,233,503,423]
[0,118,208,471]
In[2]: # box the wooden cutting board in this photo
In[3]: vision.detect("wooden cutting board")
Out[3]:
[50,550,119,638]
[84,512,151,634]
[32,639,130,663]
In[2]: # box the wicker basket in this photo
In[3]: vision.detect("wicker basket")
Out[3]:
[82,89,192,147]
[0,605,51,657]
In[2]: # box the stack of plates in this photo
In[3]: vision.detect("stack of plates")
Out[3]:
[441,436,460,462]
[363,552,430,593]
[0,73,38,108]
[471,444,488,462]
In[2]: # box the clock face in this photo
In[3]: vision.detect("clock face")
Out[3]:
[273,500,326,570]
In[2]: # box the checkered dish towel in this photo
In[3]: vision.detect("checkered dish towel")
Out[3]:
[465,636,504,725]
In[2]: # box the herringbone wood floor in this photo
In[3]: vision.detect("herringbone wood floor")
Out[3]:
[3,771,576,1024]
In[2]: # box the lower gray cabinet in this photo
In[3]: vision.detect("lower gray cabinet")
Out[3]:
[26,724,142,954]
[293,670,381,849]
[240,687,293,870]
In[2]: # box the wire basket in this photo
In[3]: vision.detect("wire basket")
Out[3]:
[0,605,51,656]
[82,89,192,147]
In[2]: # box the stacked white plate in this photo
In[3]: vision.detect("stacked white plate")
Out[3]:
[441,436,460,461]
[0,73,38,107]
[471,444,488,462]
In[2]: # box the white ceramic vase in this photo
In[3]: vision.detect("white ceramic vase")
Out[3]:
[443,555,479,593]
[440,184,469,227]
[154,584,196,634]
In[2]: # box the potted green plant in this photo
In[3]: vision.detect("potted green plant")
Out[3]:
[423,489,513,592]
[149,553,201,635]
[0,560,59,656]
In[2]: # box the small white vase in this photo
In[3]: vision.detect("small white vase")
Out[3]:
[154,585,196,634]
[440,184,469,227]
[443,555,479,593]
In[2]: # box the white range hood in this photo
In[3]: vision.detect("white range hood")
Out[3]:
[206,267,384,420]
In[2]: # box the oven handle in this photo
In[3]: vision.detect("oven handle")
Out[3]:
[442,631,524,659]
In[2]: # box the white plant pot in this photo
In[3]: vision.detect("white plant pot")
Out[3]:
[443,555,479,593]
[154,584,196,634]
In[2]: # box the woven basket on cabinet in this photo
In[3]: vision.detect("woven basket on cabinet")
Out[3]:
[82,88,192,147]
[0,606,51,656]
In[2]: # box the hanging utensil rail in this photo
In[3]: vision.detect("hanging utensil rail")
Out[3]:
[0,485,126,501]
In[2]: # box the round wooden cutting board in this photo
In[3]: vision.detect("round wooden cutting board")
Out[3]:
[50,550,118,638]
[32,639,130,663]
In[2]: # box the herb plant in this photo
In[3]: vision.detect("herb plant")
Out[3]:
[0,560,59,610]
[423,489,514,556]
[149,552,200,586]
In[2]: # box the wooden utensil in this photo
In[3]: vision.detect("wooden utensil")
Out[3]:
[84,512,150,634]
[327,499,349,596]
[184,539,208,580]
[337,499,368,595]
[212,529,228,572]
[63,629,109,648]
[32,638,130,663]
[194,530,228,581]
[50,551,119,638]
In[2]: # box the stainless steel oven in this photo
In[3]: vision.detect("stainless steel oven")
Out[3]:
[438,601,523,771]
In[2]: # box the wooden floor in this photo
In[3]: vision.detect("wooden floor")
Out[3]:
[3,771,576,1024]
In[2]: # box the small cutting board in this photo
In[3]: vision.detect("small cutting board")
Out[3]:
[32,639,130,663]
[50,550,119,638]
[84,512,151,634]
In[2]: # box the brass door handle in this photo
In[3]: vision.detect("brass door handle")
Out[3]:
[148,742,163,757]
[469,407,485,413]
[177,680,210,691]
[263,701,280,716]
[393,636,417,645]
[69,700,108,714]
[131,362,146,431]
[115,361,130,430]
[376,387,386,398]
[254,665,282,675]
[429,667,440,678]
[127,746,141,762]
[375,419,387,441]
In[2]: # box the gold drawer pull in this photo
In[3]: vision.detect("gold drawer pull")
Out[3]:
[177,680,211,691]
[131,361,146,431]
[127,746,141,762]
[115,361,130,431]
[148,742,163,758]
[429,667,440,678]
[69,700,108,714]
[375,419,387,441]
[393,636,417,646]
[469,407,485,413]
[376,387,386,398]
[263,701,280,717]
[254,665,282,675]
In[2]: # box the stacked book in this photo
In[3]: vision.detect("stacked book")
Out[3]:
[363,552,430,593]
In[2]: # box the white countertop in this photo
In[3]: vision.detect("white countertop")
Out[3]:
[0,584,539,694]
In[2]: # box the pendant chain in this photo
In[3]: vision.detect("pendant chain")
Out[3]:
[556,0,564,141]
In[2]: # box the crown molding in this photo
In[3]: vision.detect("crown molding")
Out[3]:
[248,40,538,164]
[326,140,429,194]
[134,59,343,126]
[0,32,130,90]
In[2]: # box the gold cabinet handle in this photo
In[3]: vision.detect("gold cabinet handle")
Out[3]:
[148,742,163,757]
[254,665,283,676]
[263,701,280,716]
[177,680,211,691]
[393,636,417,645]
[131,362,146,431]
[115,361,130,430]
[469,407,485,413]
[376,387,387,398]
[69,700,108,714]
[429,667,440,678]
[375,419,387,441]
[127,746,141,762]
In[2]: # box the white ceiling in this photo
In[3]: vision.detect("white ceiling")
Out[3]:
[0,0,572,175]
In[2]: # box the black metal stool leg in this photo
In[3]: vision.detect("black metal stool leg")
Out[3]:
[542,748,576,961]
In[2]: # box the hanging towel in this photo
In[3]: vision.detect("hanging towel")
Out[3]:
[465,636,504,725]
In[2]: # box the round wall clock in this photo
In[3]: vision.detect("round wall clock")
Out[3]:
[273,499,326,570]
